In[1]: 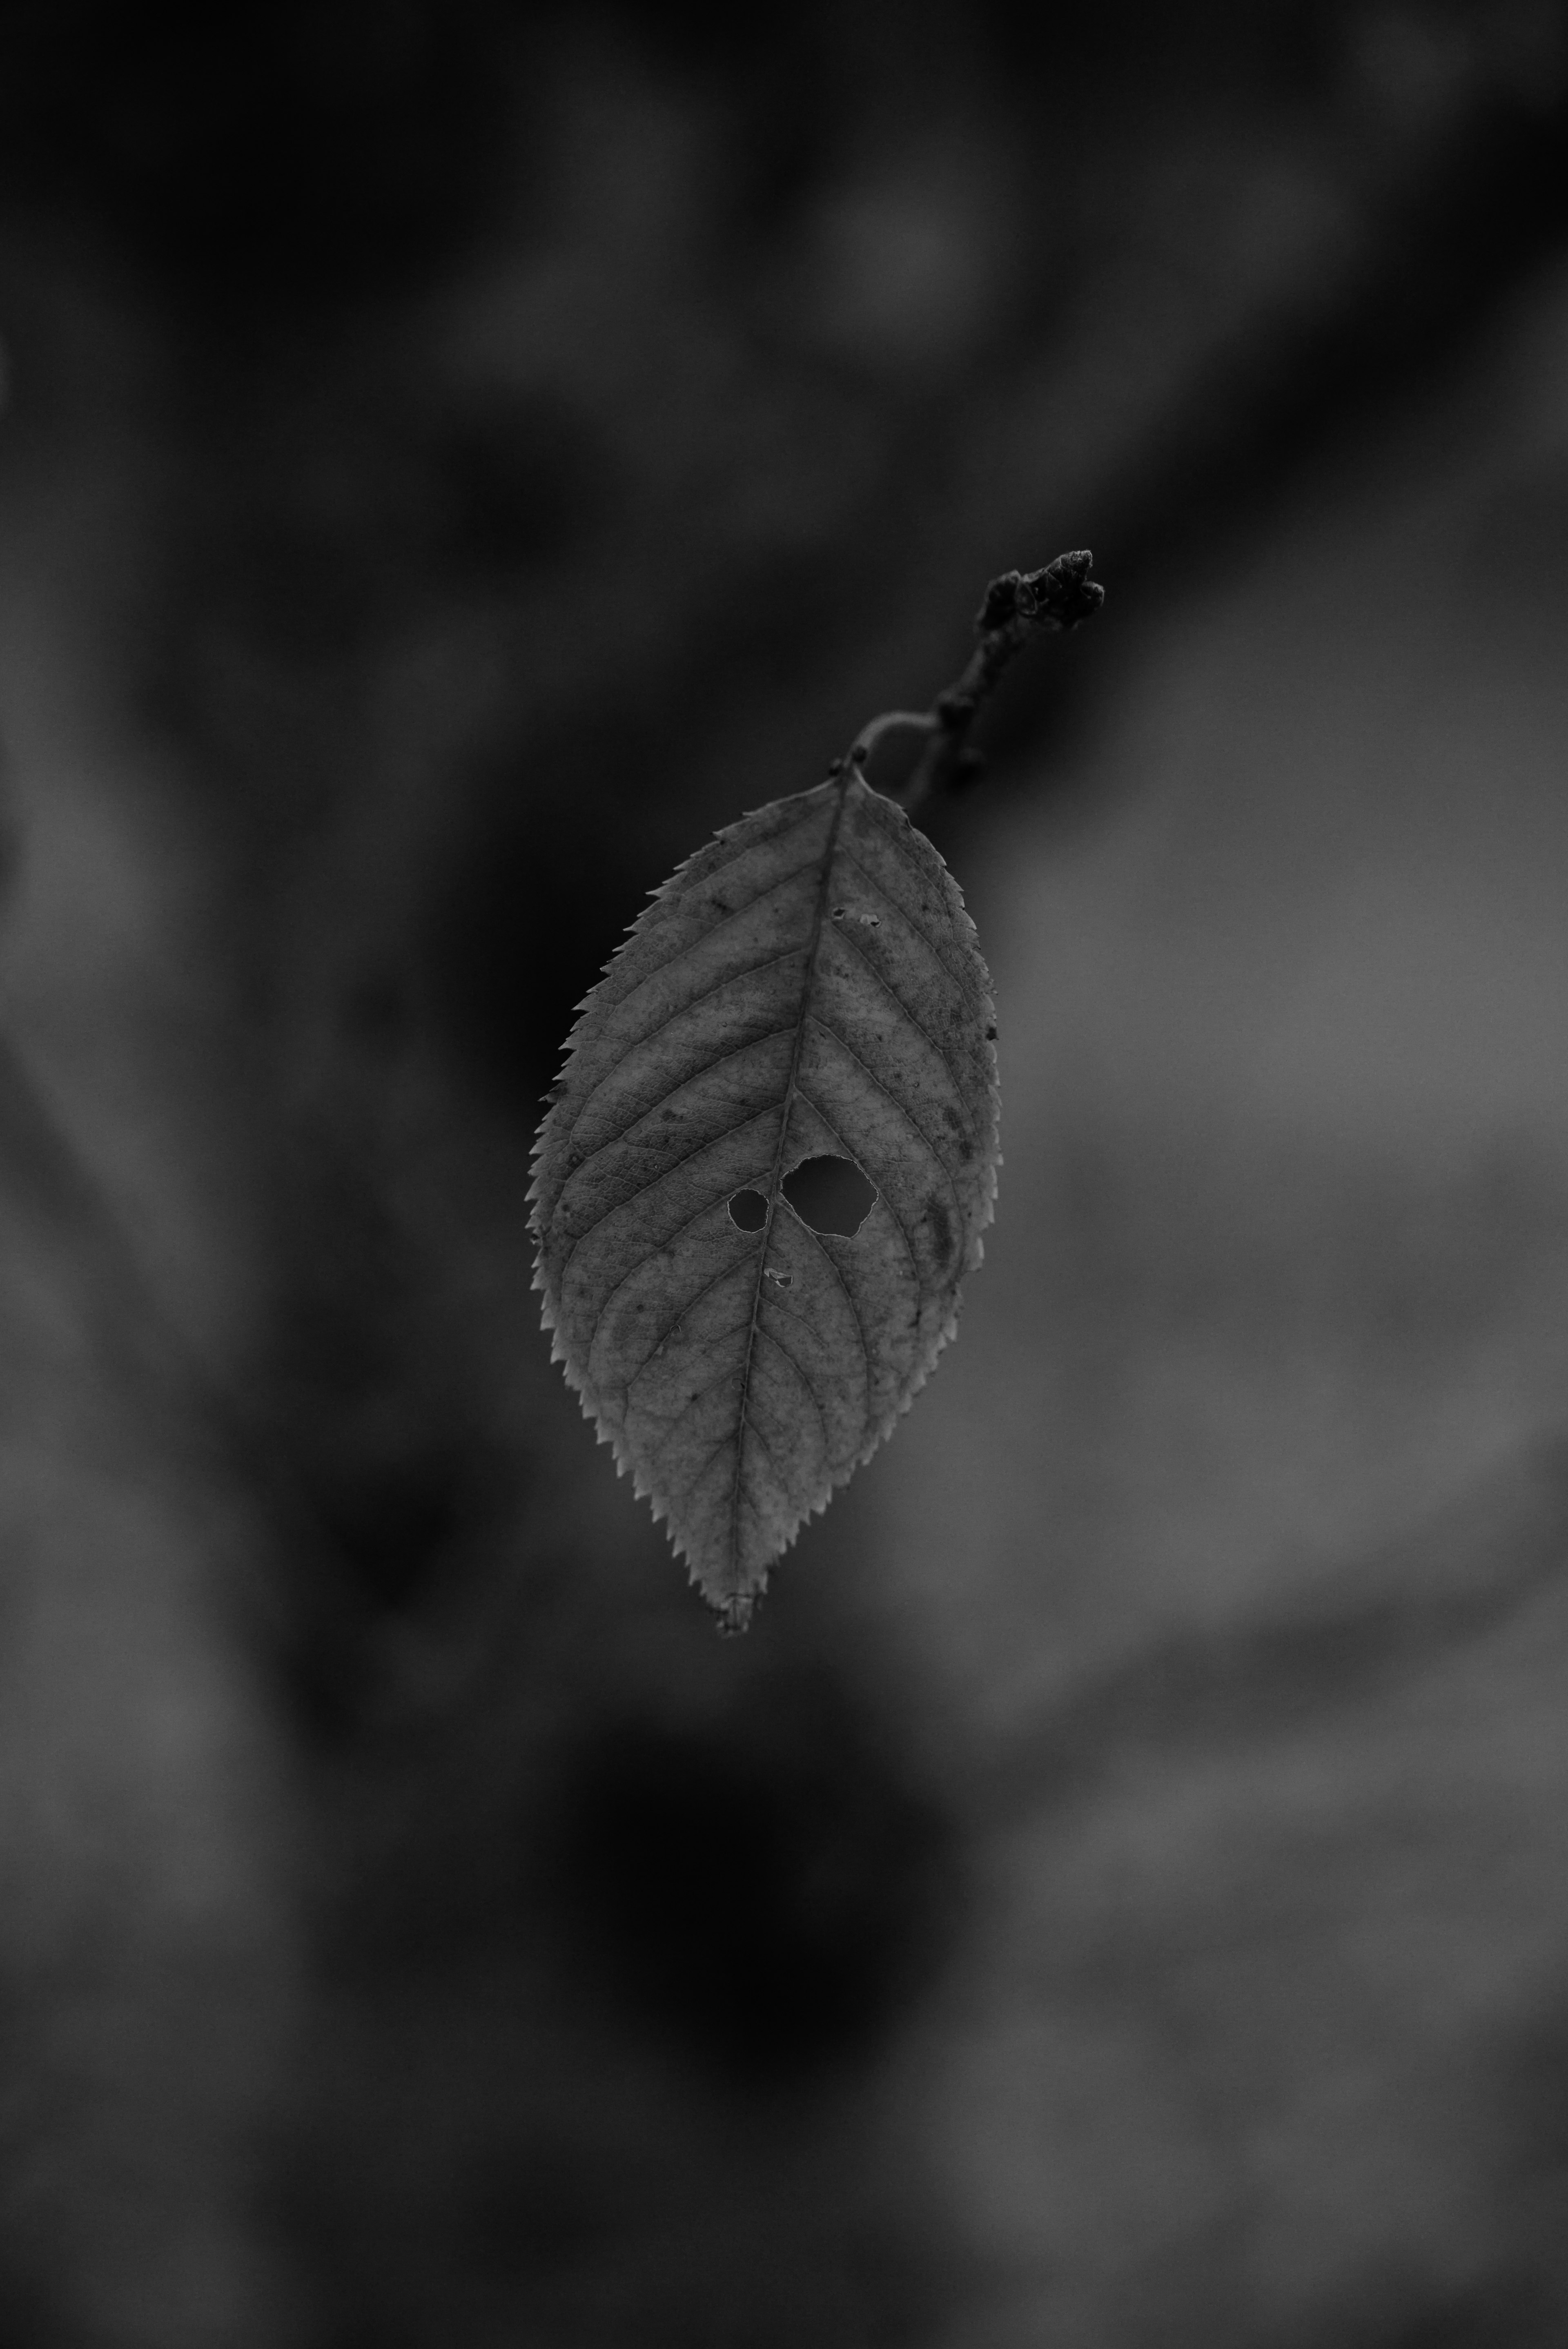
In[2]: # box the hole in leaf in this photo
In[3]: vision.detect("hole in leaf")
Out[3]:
[782,1155,877,1237]
[728,1188,768,1231]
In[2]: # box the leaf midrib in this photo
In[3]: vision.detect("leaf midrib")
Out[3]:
[725,767,856,1581]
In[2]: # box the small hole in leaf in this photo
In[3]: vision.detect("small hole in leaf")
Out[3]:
[728,1189,768,1231]
[782,1155,877,1237]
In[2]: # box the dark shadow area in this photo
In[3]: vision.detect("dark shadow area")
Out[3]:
[548,1671,959,2086]
[3,4,1568,2346]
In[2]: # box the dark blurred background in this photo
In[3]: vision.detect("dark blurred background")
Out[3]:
[3,4,1568,2345]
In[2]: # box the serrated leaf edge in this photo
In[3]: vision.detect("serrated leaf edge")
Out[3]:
[528,772,1000,1624]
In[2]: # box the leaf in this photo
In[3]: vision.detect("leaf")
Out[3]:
[529,766,1000,1629]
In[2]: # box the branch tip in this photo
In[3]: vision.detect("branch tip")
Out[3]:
[1026,547,1104,631]
[978,549,1104,638]
[849,549,1105,818]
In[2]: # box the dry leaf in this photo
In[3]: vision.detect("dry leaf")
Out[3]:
[530,766,999,1627]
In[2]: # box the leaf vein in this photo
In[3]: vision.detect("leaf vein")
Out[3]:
[565,945,812,1139]
[726,778,856,1570]
[566,1099,779,1306]
[791,1094,915,1433]
[665,790,827,900]
[557,1083,784,1280]
[804,1017,966,1230]
[757,1320,831,1470]
[836,841,983,998]
[792,1086,921,1295]
[569,1163,773,1369]
[740,1404,786,1495]
[826,917,973,1131]
[623,1248,760,1395]
[673,1423,742,1518]
[599,845,826,1025]
[634,1322,755,1447]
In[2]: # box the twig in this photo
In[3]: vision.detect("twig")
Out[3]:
[842,550,1104,815]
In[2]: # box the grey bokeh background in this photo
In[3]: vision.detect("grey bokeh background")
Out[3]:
[2,5,1568,2345]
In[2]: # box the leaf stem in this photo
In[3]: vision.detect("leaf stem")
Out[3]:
[848,708,940,763]
[847,549,1104,816]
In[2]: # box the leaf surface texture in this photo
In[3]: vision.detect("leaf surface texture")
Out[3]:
[530,769,999,1625]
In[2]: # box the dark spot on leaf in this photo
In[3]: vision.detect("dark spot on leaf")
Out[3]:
[985,1024,997,1041]
[782,1155,876,1237]
[728,1188,768,1231]
[925,1196,954,1267]
[942,1104,964,1132]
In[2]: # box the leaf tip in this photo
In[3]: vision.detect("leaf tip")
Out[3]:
[713,1591,756,1637]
